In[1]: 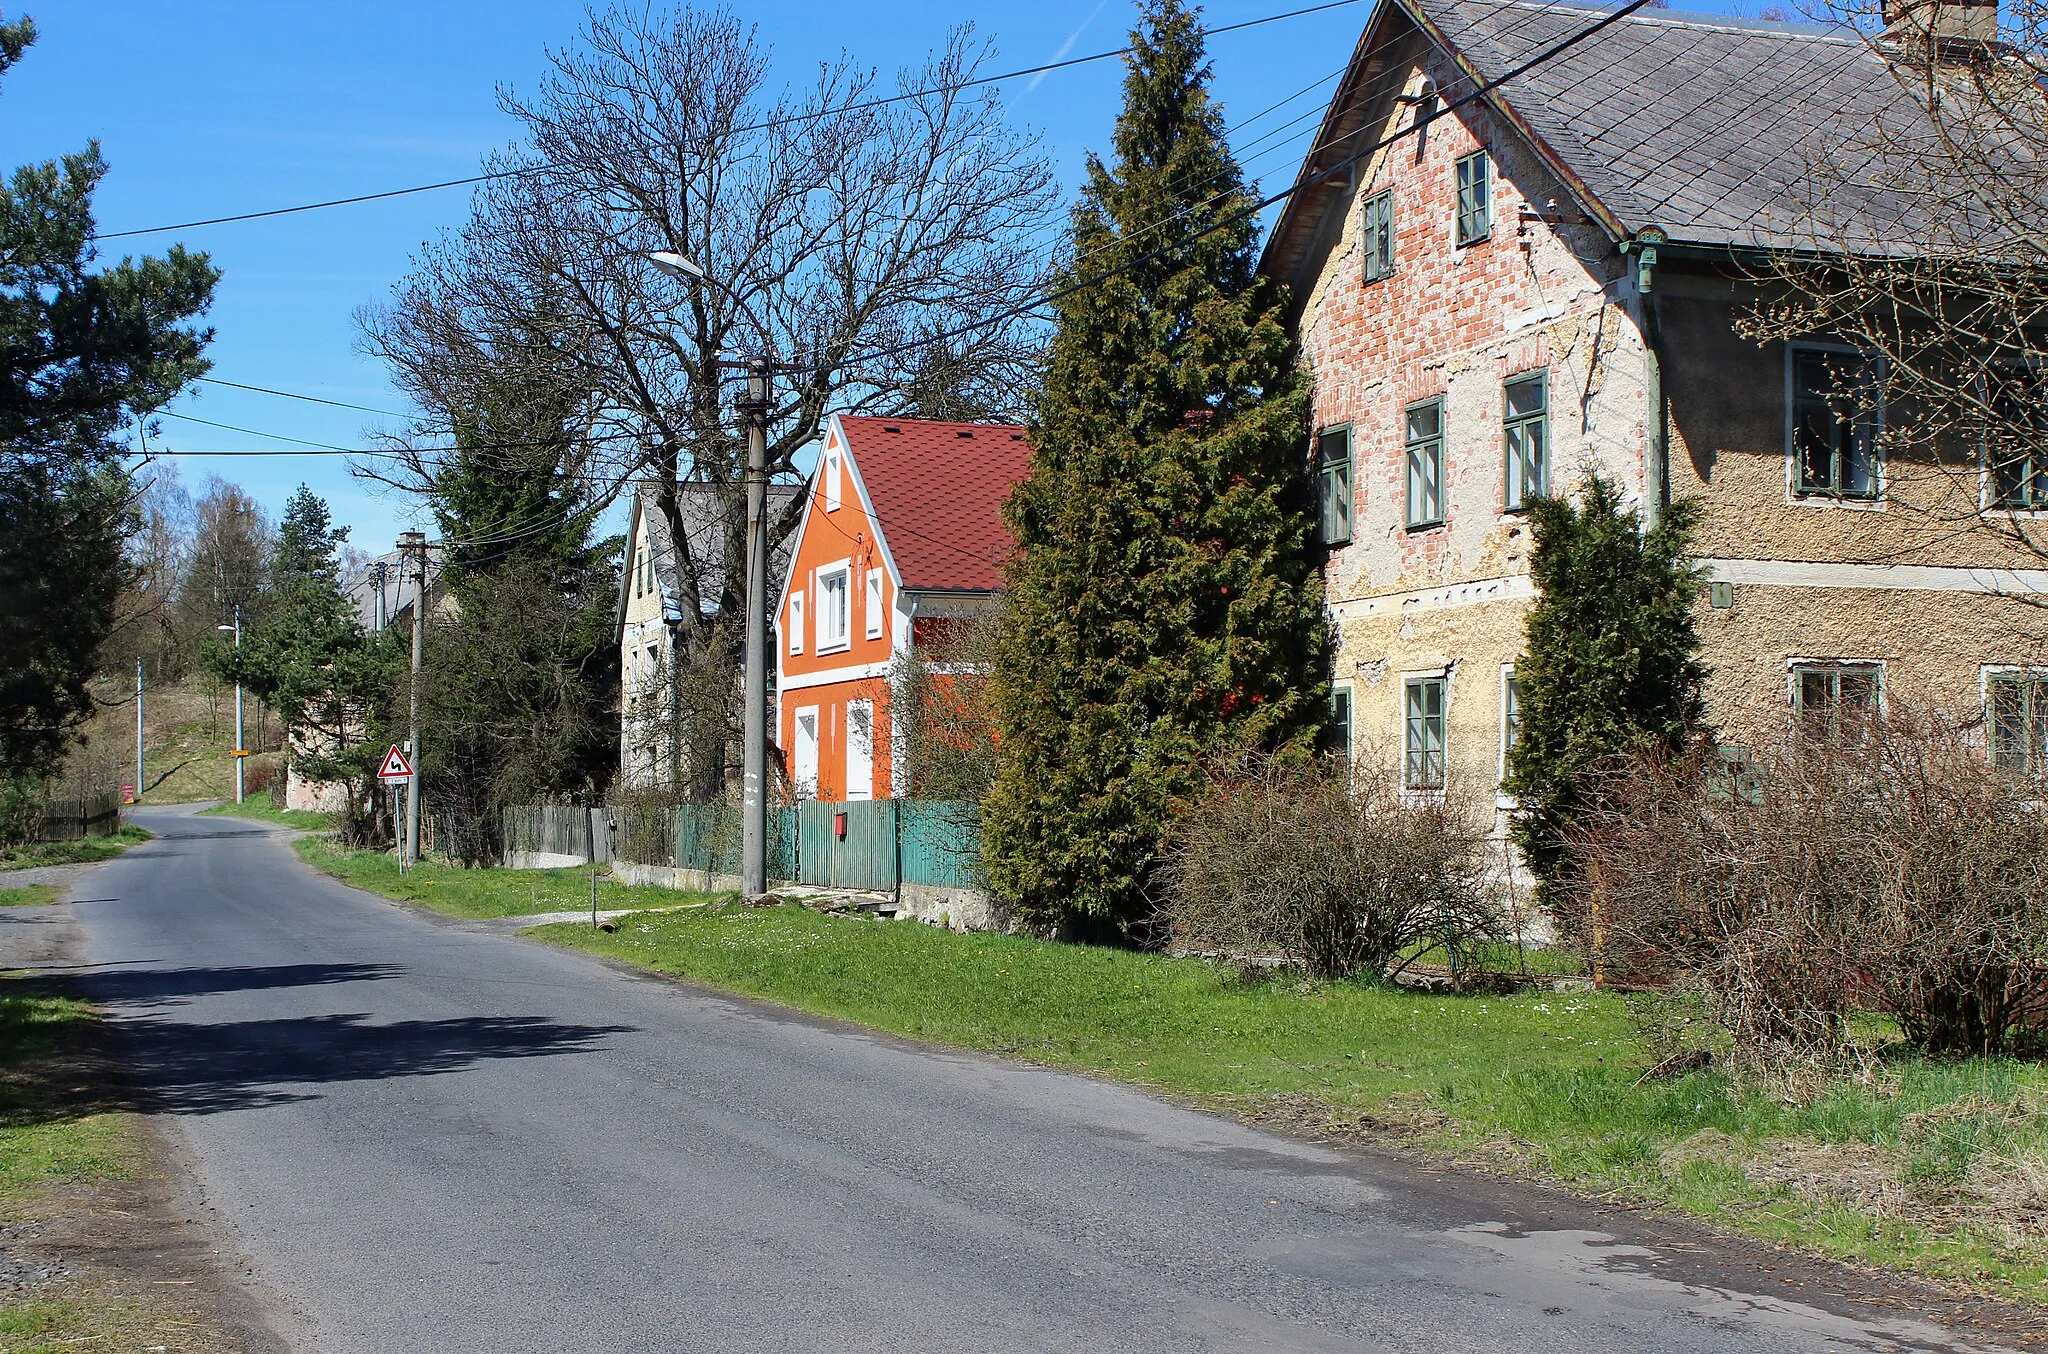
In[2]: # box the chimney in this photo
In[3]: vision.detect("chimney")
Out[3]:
[1882,0,1999,50]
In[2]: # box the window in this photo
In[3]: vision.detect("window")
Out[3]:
[1317,427,1353,546]
[1361,190,1394,282]
[1501,668,1524,760]
[1404,676,1447,791]
[1985,372,2048,511]
[788,591,804,655]
[1503,372,1548,510]
[793,707,819,797]
[865,568,885,639]
[1791,348,1882,499]
[1455,152,1491,246]
[1405,398,1445,529]
[1792,662,1881,741]
[1990,672,2048,775]
[845,699,875,801]
[1322,684,1353,761]
[823,449,843,512]
[816,564,851,651]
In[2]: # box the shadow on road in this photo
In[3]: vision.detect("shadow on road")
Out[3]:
[75,962,405,1011]
[108,1010,636,1115]
[2,967,634,1125]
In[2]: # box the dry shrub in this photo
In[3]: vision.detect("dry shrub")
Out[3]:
[1156,755,1501,981]
[1565,703,2048,1067]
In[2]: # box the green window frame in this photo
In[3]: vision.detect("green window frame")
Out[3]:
[1503,371,1548,511]
[1323,684,1354,761]
[1501,670,1523,756]
[1792,662,1881,741]
[1317,426,1353,546]
[1990,672,2048,775]
[1790,347,1882,499]
[1455,151,1491,246]
[1405,398,1445,530]
[1404,676,1446,791]
[1985,371,2048,511]
[1362,190,1394,283]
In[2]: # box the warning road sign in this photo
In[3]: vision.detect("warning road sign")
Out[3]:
[376,745,415,782]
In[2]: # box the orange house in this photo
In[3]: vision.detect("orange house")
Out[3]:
[775,415,1027,802]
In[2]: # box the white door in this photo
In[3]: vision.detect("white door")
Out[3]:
[845,699,874,801]
[793,707,819,799]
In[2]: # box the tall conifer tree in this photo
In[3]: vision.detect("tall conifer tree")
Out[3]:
[984,0,1327,938]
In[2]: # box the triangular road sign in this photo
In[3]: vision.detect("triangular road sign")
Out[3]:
[377,745,415,781]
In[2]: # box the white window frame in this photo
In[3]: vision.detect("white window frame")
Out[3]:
[865,568,886,639]
[845,698,875,801]
[815,561,852,653]
[788,590,805,655]
[823,448,843,513]
[792,705,820,799]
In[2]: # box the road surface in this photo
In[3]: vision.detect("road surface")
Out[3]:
[62,805,2023,1353]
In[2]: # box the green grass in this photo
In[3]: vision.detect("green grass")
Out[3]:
[526,902,2048,1305]
[0,827,149,871]
[0,887,59,909]
[133,717,284,805]
[296,837,732,921]
[200,799,334,831]
[0,975,129,1201]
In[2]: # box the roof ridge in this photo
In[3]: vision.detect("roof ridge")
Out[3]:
[1461,0,1861,41]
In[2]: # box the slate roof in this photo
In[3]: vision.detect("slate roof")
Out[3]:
[343,551,433,633]
[834,416,1029,594]
[1265,0,1967,280]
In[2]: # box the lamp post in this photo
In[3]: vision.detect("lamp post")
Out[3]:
[649,251,773,900]
[215,608,243,803]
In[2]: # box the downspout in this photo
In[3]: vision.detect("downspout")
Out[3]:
[1625,229,1669,529]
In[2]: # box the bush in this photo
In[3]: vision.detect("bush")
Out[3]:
[1564,706,2048,1067]
[0,776,41,849]
[1156,756,1501,981]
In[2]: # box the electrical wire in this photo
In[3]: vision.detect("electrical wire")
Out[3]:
[92,0,1364,242]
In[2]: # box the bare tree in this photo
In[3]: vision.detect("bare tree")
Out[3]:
[1737,0,2048,570]
[360,3,1057,784]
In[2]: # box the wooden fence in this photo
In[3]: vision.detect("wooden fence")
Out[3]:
[40,793,122,842]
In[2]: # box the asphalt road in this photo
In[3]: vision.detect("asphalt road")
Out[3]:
[64,805,2022,1353]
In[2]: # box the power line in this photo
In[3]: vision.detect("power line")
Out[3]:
[829,0,1657,373]
[195,377,408,418]
[92,0,1363,243]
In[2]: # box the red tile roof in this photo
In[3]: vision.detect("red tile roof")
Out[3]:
[836,415,1029,593]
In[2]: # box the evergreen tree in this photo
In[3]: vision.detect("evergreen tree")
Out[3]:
[0,15,219,779]
[223,487,401,839]
[983,0,1327,939]
[1504,474,1710,890]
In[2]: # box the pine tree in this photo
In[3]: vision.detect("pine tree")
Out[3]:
[983,0,1328,939]
[0,16,219,780]
[1504,474,1709,890]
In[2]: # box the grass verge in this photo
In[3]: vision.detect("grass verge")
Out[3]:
[0,826,149,872]
[0,886,60,909]
[296,837,732,921]
[526,900,2048,1308]
[200,799,334,832]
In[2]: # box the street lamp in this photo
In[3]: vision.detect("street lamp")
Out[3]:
[215,610,244,803]
[649,250,773,900]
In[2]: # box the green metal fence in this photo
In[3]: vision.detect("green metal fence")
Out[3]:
[603,797,981,892]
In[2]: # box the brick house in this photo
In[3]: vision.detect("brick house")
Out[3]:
[775,415,1027,802]
[1262,0,2048,797]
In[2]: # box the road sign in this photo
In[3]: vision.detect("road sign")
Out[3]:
[377,745,415,782]
[231,749,250,758]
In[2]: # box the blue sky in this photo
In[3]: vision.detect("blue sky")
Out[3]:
[6,0,1382,552]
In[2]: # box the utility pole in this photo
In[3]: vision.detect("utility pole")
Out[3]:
[135,659,144,804]
[738,356,771,900]
[399,530,428,866]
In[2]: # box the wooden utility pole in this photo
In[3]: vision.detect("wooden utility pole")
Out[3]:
[399,531,429,866]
